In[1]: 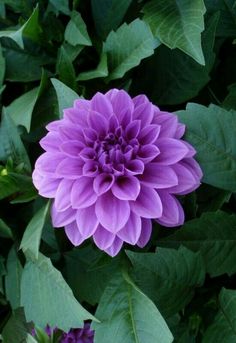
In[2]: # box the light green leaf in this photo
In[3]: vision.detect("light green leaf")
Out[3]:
[103,19,156,81]
[49,0,70,15]
[56,46,76,90]
[51,78,79,118]
[0,111,31,172]
[5,247,23,309]
[65,11,91,46]
[91,0,132,39]
[143,0,206,64]
[0,6,41,49]
[127,246,205,318]
[20,202,50,260]
[177,103,236,192]
[26,334,38,343]
[0,44,5,87]
[21,253,97,332]
[160,211,236,277]
[0,218,13,239]
[203,288,236,342]
[77,53,108,81]
[93,271,173,343]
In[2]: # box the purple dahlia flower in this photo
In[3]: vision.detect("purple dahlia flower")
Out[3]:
[60,323,94,343]
[33,89,202,256]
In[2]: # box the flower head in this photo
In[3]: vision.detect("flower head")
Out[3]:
[60,323,94,343]
[33,89,202,256]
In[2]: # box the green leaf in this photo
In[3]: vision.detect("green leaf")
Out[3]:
[0,218,13,239]
[103,19,156,81]
[93,271,173,343]
[143,0,206,65]
[2,308,29,343]
[51,78,79,117]
[5,247,23,309]
[203,288,236,342]
[77,53,108,81]
[197,184,231,213]
[223,83,236,110]
[65,11,91,46]
[159,211,236,277]
[0,256,6,293]
[21,253,97,332]
[0,44,5,87]
[0,6,42,49]
[177,103,236,192]
[91,0,132,39]
[26,334,38,343]
[127,246,205,318]
[56,46,76,90]
[131,13,218,105]
[20,202,50,260]
[0,111,31,172]
[6,70,47,132]
[64,246,121,305]
[49,0,70,15]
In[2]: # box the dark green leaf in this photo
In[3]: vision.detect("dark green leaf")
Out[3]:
[127,246,205,318]
[142,0,206,64]
[49,0,70,15]
[56,46,76,90]
[91,0,132,39]
[103,19,156,81]
[0,43,5,87]
[177,103,236,192]
[159,211,236,277]
[223,83,236,110]
[65,11,91,46]
[77,53,108,81]
[93,271,173,343]
[21,253,97,332]
[0,218,13,239]
[2,308,29,343]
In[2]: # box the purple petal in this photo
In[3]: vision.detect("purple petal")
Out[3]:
[95,191,130,232]
[51,203,76,227]
[125,120,141,140]
[111,176,140,200]
[80,147,96,161]
[156,191,184,227]
[82,161,99,177]
[133,101,154,126]
[76,205,98,238]
[125,160,144,175]
[181,158,203,180]
[168,163,199,195]
[46,119,63,132]
[73,98,91,111]
[117,212,141,245]
[132,94,149,107]
[153,112,178,138]
[71,177,97,209]
[104,237,123,257]
[137,218,152,248]
[59,124,84,141]
[55,179,74,211]
[40,132,62,152]
[108,114,119,132]
[32,170,60,198]
[91,92,113,118]
[155,138,189,165]
[130,186,162,219]
[56,158,83,179]
[105,88,119,101]
[83,128,98,143]
[137,144,160,163]
[65,221,86,246]
[175,123,185,139]
[138,124,160,144]
[87,110,108,136]
[110,90,134,119]
[93,173,114,195]
[139,164,178,189]
[93,224,115,250]
[60,140,84,157]
[35,152,65,176]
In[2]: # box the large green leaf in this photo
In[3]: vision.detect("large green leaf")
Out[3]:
[64,245,121,305]
[91,0,132,39]
[93,272,173,343]
[20,202,50,260]
[0,111,31,172]
[131,13,218,105]
[56,46,76,90]
[5,247,23,309]
[65,11,91,46]
[203,288,236,342]
[103,19,156,81]
[127,246,205,318]
[2,308,29,343]
[6,70,47,132]
[21,253,97,331]
[177,103,236,192]
[143,0,206,65]
[159,211,236,277]
[0,6,42,49]
[51,78,79,118]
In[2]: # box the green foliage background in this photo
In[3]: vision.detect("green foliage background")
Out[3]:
[0,0,236,342]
